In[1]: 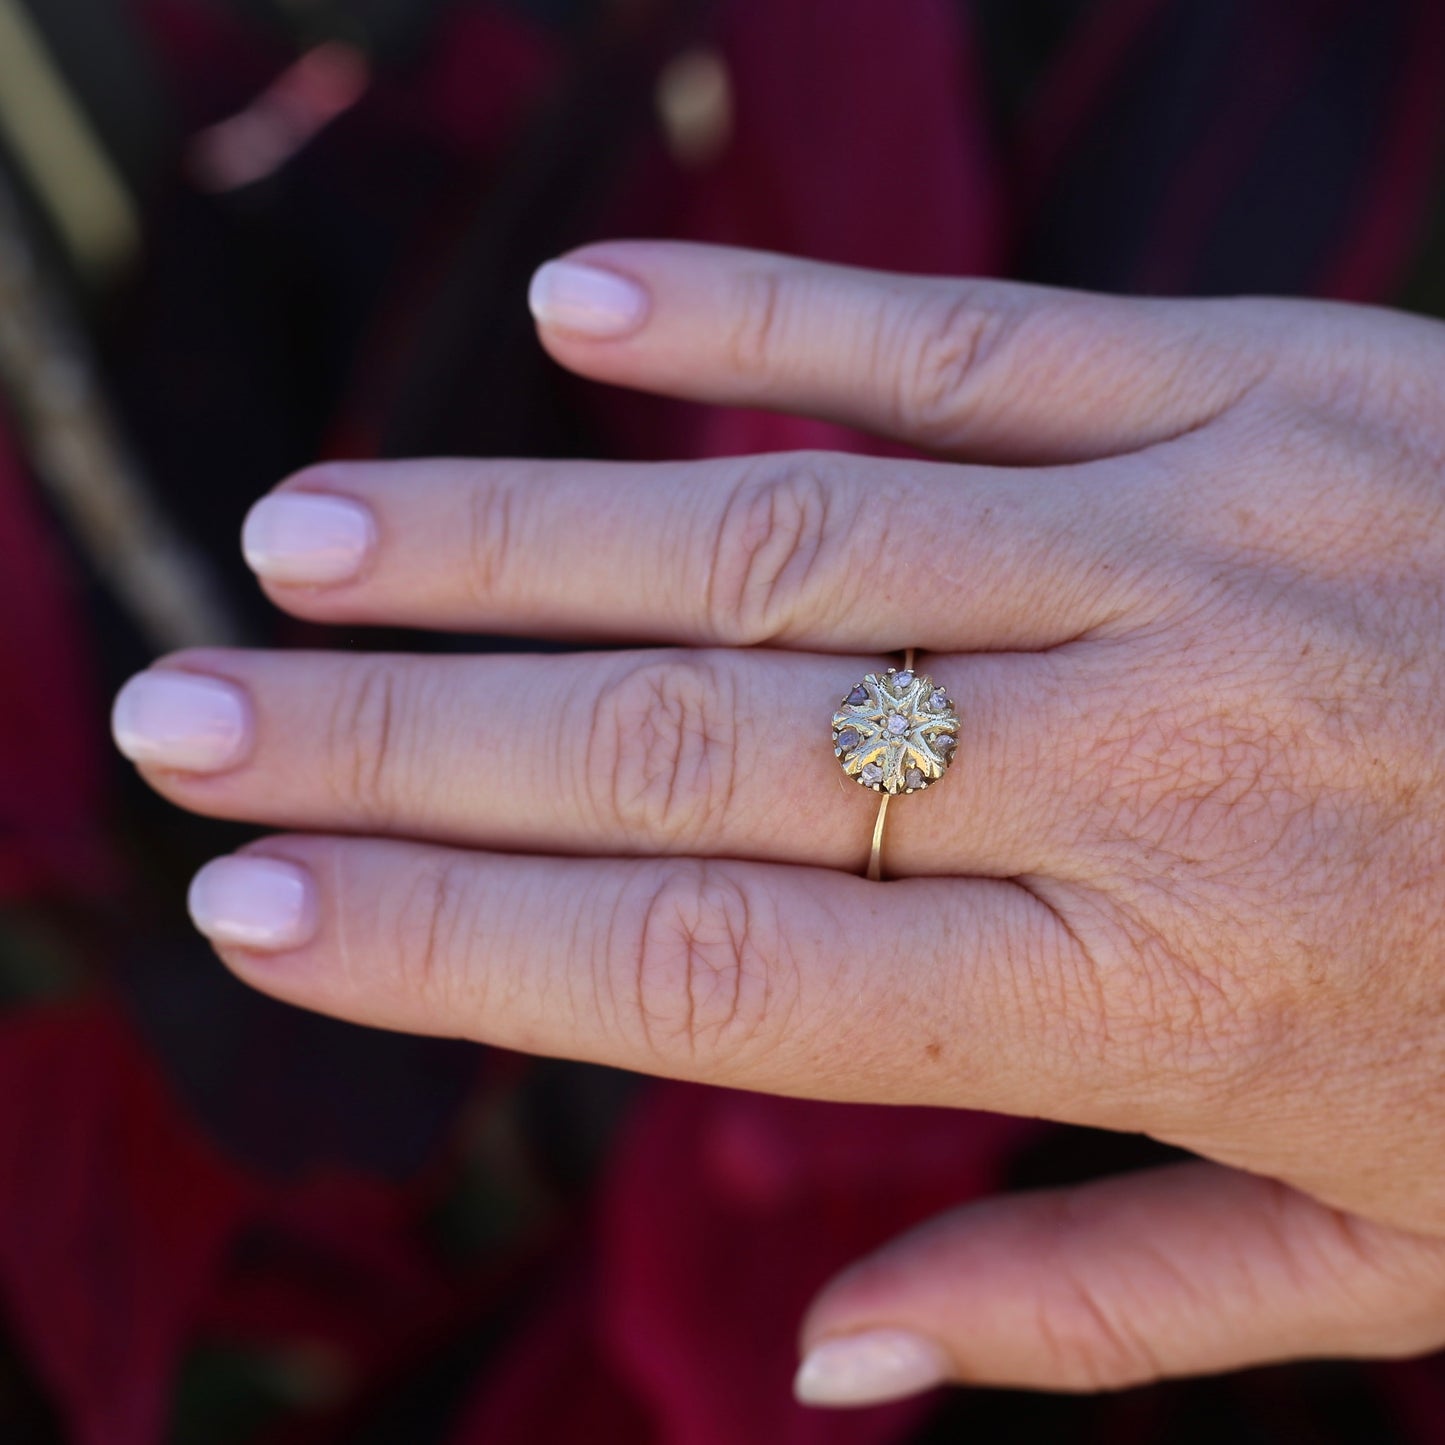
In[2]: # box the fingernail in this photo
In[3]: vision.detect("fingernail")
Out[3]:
[794,1329,952,1408]
[527,259,649,337]
[111,671,251,772]
[188,856,317,951]
[242,491,375,584]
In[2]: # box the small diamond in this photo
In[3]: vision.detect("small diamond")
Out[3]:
[836,727,860,751]
[846,685,868,705]
[935,734,956,754]
[886,713,908,735]
[929,689,948,712]
[905,767,923,790]
[894,670,914,688]
[860,762,884,786]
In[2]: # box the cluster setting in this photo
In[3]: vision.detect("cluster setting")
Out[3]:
[831,667,959,795]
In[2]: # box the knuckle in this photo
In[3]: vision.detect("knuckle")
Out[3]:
[723,267,786,380]
[894,284,1019,447]
[391,858,479,1017]
[325,660,407,822]
[585,655,738,846]
[463,470,518,608]
[1279,308,1443,432]
[1021,878,1255,1114]
[622,861,785,1069]
[1034,1260,1167,1390]
[705,455,838,644]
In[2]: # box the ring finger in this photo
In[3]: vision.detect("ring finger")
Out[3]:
[113,644,1094,876]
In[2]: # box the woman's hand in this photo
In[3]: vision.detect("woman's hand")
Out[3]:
[112,242,1445,1405]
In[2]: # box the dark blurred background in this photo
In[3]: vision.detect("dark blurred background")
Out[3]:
[4,1,1445,1441]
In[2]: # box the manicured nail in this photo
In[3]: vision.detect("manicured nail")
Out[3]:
[794,1329,951,1408]
[242,491,376,585]
[527,259,648,337]
[188,856,317,951]
[111,671,251,772]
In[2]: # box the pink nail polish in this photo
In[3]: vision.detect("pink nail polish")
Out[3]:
[527,259,649,338]
[794,1329,951,1408]
[188,856,317,951]
[242,491,376,584]
[111,671,251,772]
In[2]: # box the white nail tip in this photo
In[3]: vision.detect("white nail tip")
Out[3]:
[241,492,375,584]
[527,259,648,337]
[111,671,250,771]
[188,856,316,951]
[794,1329,951,1408]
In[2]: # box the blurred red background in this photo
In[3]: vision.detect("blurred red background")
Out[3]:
[4,2,1445,1440]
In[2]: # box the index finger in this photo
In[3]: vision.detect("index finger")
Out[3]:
[529,241,1269,463]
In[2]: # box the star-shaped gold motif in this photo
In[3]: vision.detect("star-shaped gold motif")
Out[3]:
[831,667,959,794]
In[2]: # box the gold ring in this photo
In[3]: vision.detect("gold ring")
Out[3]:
[831,648,959,881]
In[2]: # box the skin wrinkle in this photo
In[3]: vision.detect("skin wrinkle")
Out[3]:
[1130,1233,1214,1336]
[463,468,515,611]
[767,465,833,639]
[679,903,699,1064]
[1088,667,1304,868]
[631,859,803,1077]
[587,654,736,850]
[1028,1202,1168,1390]
[593,868,626,1054]
[723,879,745,1053]
[1254,1179,1349,1329]
[1159,948,1253,1098]
[704,456,836,646]
[917,291,1247,463]
[1058,1270,1165,1389]
[1001,877,1117,1099]
[702,477,740,643]
[581,660,608,843]
[628,867,664,1060]
[863,282,905,439]
[331,659,398,827]
[393,856,471,1027]
[699,866,767,1062]
[597,655,739,848]
[1064,885,1247,1114]
[894,283,1018,451]
[724,267,785,387]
